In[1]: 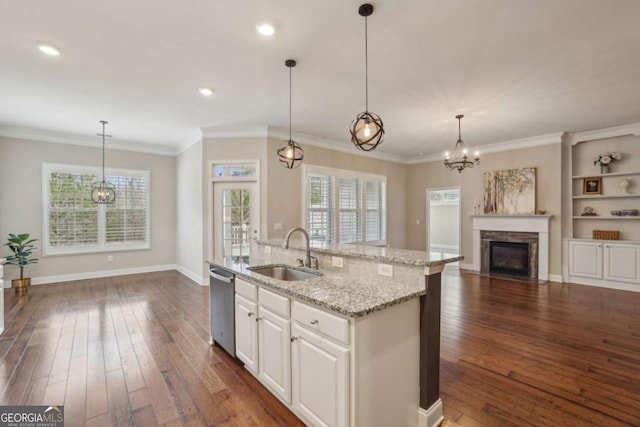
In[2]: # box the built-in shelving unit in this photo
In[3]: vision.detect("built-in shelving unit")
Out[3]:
[573,216,640,220]
[572,171,640,179]
[573,194,640,199]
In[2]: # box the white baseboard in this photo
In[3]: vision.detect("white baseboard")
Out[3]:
[30,264,178,285]
[418,399,444,427]
[175,265,208,286]
[567,276,640,293]
[458,262,476,271]
[548,274,563,283]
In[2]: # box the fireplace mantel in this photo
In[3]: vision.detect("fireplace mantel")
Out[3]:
[470,215,552,281]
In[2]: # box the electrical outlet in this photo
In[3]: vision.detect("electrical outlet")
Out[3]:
[264,245,271,254]
[107,255,113,262]
[331,256,344,268]
[377,263,393,277]
[273,222,283,231]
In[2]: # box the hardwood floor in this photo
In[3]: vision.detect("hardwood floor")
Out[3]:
[1,269,638,426]
[0,272,303,426]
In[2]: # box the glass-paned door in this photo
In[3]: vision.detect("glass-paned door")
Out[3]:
[214,182,258,265]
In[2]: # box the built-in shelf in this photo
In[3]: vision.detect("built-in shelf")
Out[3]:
[572,171,640,179]
[573,216,640,220]
[573,194,640,199]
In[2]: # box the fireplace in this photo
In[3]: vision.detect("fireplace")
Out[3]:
[480,230,539,281]
[490,241,529,277]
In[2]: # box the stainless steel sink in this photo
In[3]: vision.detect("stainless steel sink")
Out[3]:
[248,265,322,281]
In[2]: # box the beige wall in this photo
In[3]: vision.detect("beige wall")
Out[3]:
[407,143,563,276]
[0,137,176,281]
[267,139,408,249]
[176,140,204,281]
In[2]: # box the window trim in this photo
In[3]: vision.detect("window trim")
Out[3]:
[302,164,387,245]
[42,162,151,256]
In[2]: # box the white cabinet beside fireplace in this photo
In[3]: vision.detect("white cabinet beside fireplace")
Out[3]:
[568,239,640,290]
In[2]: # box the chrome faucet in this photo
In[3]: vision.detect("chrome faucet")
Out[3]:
[283,227,316,269]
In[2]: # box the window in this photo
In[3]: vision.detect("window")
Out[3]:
[303,165,386,244]
[213,163,257,180]
[43,163,150,255]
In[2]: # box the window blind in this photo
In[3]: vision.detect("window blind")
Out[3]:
[105,175,148,244]
[365,180,386,242]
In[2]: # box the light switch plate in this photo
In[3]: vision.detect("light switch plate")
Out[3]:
[377,263,393,277]
[273,222,283,231]
[264,245,271,254]
[332,256,344,268]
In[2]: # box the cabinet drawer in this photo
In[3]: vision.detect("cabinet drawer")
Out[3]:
[236,277,257,301]
[259,287,290,318]
[292,301,349,345]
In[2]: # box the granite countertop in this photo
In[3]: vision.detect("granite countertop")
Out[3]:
[257,239,464,267]
[207,256,430,318]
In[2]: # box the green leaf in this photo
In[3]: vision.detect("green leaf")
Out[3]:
[18,233,29,240]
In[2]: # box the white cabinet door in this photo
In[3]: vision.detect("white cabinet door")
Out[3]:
[569,241,603,279]
[291,323,349,427]
[235,294,258,373]
[258,306,291,403]
[604,243,640,284]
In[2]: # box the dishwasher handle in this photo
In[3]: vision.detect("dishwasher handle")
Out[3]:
[209,268,234,283]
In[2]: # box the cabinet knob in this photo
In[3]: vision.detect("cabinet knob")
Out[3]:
[310,319,318,325]
[248,312,254,317]
[255,317,263,322]
[290,336,298,342]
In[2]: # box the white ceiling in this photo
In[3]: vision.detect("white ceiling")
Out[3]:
[1,0,640,160]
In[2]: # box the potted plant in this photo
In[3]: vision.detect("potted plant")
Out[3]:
[4,233,38,295]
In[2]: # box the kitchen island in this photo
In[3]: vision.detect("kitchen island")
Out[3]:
[207,239,462,427]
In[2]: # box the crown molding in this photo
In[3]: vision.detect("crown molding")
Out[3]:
[405,132,565,165]
[175,128,203,155]
[570,122,640,145]
[0,124,177,156]
[201,125,269,139]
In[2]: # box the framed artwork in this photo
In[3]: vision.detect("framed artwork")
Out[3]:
[484,167,536,215]
[583,177,602,195]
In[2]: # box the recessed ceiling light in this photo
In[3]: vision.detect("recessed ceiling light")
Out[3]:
[199,87,214,96]
[38,44,60,56]
[256,23,275,36]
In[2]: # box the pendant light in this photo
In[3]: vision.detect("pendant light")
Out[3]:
[277,59,304,169]
[444,115,480,173]
[91,120,116,203]
[349,3,384,152]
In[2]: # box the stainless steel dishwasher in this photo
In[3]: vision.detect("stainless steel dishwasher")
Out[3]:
[209,267,235,357]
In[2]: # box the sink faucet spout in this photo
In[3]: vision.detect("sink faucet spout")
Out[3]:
[283,227,313,268]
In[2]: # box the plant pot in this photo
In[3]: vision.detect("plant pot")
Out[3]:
[600,165,610,174]
[11,278,31,295]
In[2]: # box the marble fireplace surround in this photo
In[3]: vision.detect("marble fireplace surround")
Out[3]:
[470,215,552,282]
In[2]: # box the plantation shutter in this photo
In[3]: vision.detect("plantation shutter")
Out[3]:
[105,174,149,244]
[46,169,100,248]
[365,180,386,242]
[43,163,150,255]
[306,174,334,242]
[338,177,362,243]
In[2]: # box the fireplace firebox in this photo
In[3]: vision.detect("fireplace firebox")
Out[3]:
[489,241,529,277]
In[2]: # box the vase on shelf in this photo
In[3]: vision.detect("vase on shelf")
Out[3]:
[600,164,610,174]
[619,178,630,194]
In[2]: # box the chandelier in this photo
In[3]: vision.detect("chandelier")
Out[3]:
[349,3,384,152]
[444,114,479,173]
[90,120,116,203]
[277,59,304,169]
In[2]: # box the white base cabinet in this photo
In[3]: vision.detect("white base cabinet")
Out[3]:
[291,322,349,427]
[235,294,258,373]
[258,305,291,403]
[567,239,640,291]
[234,276,421,427]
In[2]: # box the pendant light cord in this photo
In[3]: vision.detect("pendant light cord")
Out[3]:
[458,117,462,141]
[101,121,106,181]
[289,65,292,141]
[364,14,369,112]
